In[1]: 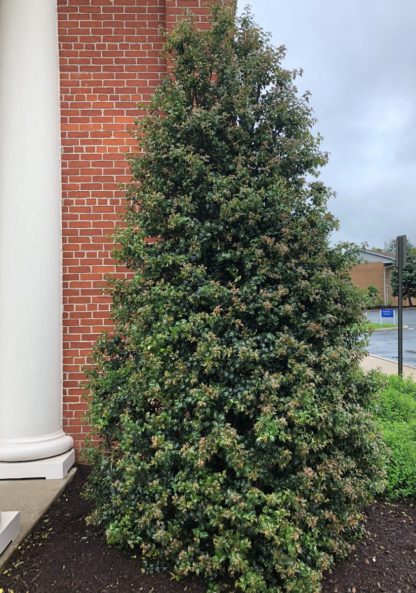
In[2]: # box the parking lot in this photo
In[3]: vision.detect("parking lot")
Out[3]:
[366,309,416,368]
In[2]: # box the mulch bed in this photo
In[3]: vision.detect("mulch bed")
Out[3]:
[1,466,416,593]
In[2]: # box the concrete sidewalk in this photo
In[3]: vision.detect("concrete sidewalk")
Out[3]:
[0,467,76,569]
[362,355,416,379]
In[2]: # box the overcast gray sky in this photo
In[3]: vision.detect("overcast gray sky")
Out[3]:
[237,1,416,249]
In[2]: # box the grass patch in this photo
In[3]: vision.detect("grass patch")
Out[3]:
[373,375,416,499]
[365,321,397,332]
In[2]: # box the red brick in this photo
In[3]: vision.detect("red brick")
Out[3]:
[58,0,216,454]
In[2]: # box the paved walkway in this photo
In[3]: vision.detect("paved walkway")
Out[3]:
[0,467,76,569]
[362,355,416,379]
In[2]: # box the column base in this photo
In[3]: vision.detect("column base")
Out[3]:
[0,511,20,555]
[0,431,74,462]
[0,449,75,480]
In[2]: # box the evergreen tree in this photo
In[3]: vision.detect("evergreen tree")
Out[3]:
[391,242,416,307]
[86,7,385,593]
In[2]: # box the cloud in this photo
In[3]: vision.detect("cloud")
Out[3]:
[238,0,416,247]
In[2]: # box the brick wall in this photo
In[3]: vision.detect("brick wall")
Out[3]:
[350,262,386,297]
[350,262,398,306]
[58,0,214,453]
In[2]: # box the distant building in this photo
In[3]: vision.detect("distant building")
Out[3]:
[350,249,395,306]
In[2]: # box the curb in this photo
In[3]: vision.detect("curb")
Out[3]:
[0,467,77,570]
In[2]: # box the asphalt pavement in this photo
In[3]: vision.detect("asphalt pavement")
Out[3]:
[366,308,416,369]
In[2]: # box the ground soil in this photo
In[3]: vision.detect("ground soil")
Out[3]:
[1,466,416,593]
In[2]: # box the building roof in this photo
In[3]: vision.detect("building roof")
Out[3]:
[358,249,395,264]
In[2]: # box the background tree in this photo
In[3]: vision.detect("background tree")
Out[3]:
[384,237,414,255]
[85,7,385,593]
[391,240,416,306]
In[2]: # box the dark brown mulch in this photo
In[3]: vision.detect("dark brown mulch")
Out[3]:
[0,466,204,593]
[322,499,416,593]
[1,466,416,593]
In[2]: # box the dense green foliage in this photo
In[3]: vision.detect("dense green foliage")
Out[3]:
[373,375,416,499]
[365,285,382,309]
[85,7,385,593]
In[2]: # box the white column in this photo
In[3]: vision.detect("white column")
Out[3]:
[0,0,74,475]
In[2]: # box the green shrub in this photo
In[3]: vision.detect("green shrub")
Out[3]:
[85,7,385,593]
[365,285,382,309]
[373,375,416,499]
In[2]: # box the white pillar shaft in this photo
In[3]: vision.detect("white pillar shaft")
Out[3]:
[0,0,73,461]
